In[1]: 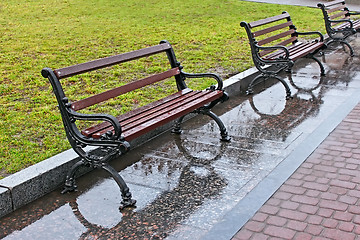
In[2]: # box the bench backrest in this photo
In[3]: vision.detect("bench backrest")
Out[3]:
[42,40,185,112]
[317,0,350,28]
[240,12,297,57]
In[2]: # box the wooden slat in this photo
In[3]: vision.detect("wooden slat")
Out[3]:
[323,0,345,8]
[249,12,290,28]
[121,91,223,141]
[91,90,220,139]
[259,37,297,57]
[72,67,180,111]
[257,29,294,46]
[289,42,325,60]
[119,92,207,129]
[333,19,360,30]
[252,21,293,37]
[54,43,172,79]
[261,40,302,58]
[330,10,348,20]
[81,88,193,137]
[288,42,315,58]
[353,20,360,29]
[118,88,193,122]
[327,4,346,14]
[262,41,324,61]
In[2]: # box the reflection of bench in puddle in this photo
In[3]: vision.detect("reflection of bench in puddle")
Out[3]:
[248,83,324,141]
[66,137,228,239]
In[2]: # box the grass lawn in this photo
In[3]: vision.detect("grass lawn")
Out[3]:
[0,0,325,178]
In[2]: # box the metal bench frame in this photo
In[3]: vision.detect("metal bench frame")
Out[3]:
[41,40,230,209]
[241,12,326,99]
[318,0,360,56]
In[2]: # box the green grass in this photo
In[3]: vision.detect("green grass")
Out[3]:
[0,0,325,178]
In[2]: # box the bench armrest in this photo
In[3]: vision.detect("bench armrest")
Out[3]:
[256,44,290,60]
[182,72,224,90]
[329,19,354,29]
[68,108,122,140]
[296,31,324,42]
[349,11,360,16]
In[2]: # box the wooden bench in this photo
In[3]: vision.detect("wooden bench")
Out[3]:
[41,40,230,209]
[240,12,327,99]
[318,0,360,56]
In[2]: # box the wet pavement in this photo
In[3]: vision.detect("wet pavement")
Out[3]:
[240,0,360,11]
[1,35,360,240]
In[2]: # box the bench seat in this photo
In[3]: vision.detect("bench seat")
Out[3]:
[82,88,224,141]
[263,41,326,62]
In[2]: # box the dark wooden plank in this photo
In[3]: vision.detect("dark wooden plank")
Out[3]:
[119,91,212,131]
[330,10,348,20]
[121,90,223,141]
[261,39,301,58]
[333,19,360,30]
[81,88,193,137]
[257,29,294,46]
[92,90,222,139]
[54,43,172,79]
[119,92,205,128]
[289,42,325,60]
[249,12,290,28]
[72,67,180,111]
[323,0,345,8]
[327,4,347,14]
[252,21,293,37]
[353,20,360,29]
[288,43,315,57]
[259,37,297,57]
[119,88,193,121]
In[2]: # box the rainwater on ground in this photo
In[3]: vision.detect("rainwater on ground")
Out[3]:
[1,38,360,240]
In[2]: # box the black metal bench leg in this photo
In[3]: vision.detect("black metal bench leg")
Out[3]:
[247,74,292,100]
[246,74,263,96]
[172,115,186,134]
[202,110,231,142]
[101,163,136,210]
[309,55,326,76]
[327,39,354,57]
[61,159,87,194]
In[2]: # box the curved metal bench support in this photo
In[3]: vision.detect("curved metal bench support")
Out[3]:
[327,39,354,57]
[247,74,292,100]
[172,109,231,142]
[307,54,326,76]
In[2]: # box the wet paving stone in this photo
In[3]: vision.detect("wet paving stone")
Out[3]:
[2,38,360,239]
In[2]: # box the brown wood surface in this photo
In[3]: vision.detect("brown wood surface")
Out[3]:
[71,67,180,111]
[252,21,293,37]
[81,88,193,137]
[248,12,290,28]
[81,89,223,141]
[323,0,345,8]
[54,43,172,79]
[257,29,295,46]
[262,42,325,61]
[330,10,348,20]
[327,4,347,14]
